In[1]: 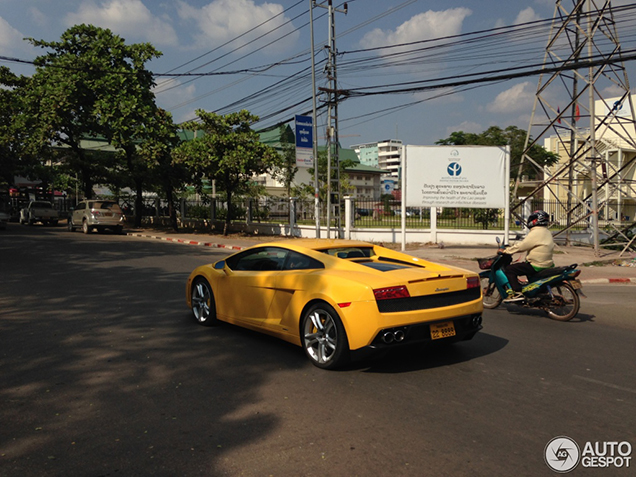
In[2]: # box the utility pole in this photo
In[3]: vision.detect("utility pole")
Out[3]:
[309,0,320,238]
[314,0,347,238]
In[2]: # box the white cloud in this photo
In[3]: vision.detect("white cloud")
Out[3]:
[0,16,26,55]
[495,7,540,30]
[514,7,541,24]
[360,8,472,51]
[602,83,629,98]
[66,0,178,47]
[446,120,482,137]
[28,7,48,27]
[177,0,299,53]
[487,82,536,113]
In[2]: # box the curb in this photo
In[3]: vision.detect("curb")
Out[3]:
[126,232,636,284]
[126,232,246,251]
[581,277,636,285]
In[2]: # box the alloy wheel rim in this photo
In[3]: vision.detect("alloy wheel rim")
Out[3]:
[192,282,210,322]
[303,310,337,364]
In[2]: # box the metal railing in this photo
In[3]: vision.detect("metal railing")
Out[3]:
[136,196,635,231]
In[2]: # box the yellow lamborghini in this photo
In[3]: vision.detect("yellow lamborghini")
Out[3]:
[186,239,483,369]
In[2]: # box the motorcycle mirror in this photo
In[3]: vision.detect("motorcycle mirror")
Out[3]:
[496,237,501,245]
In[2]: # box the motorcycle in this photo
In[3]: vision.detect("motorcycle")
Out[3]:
[478,238,585,321]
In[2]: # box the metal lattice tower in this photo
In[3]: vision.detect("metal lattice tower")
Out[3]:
[514,0,636,253]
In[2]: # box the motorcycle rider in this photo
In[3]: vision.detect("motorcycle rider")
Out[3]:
[499,210,554,302]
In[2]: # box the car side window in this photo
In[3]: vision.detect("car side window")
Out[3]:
[226,247,288,271]
[283,251,324,270]
[77,202,85,210]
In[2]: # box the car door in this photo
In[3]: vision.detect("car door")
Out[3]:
[215,247,289,326]
[266,250,326,334]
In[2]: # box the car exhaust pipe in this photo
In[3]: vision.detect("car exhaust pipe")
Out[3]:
[472,315,482,327]
[381,329,406,344]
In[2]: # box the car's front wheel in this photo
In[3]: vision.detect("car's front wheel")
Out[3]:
[191,278,218,326]
[301,303,350,370]
[68,218,75,232]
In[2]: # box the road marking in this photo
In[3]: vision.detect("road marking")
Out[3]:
[573,375,636,394]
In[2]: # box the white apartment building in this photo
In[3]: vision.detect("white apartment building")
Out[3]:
[352,139,403,181]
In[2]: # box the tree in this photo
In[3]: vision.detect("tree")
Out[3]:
[138,109,185,232]
[94,31,162,227]
[436,125,559,180]
[22,24,161,205]
[174,110,281,235]
[0,67,39,187]
[273,143,298,197]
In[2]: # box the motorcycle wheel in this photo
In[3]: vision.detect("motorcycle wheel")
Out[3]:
[480,276,502,309]
[546,282,580,321]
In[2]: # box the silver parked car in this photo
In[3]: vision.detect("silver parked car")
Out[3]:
[68,200,124,234]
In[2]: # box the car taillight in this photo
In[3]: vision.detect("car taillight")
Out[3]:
[373,286,410,301]
[92,210,101,217]
[467,276,480,289]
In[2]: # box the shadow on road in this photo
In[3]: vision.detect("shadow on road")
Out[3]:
[358,332,509,374]
[0,226,297,476]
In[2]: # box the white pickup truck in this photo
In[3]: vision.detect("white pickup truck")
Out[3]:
[20,201,59,226]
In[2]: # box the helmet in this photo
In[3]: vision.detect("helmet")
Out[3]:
[527,210,549,228]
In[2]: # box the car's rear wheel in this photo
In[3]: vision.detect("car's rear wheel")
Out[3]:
[82,220,90,234]
[480,276,502,309]
[301,303,350,370]
[191,277,218,326]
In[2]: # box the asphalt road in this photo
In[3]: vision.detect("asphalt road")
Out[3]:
[1,224,635,477]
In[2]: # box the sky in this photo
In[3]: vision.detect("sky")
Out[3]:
[1,0,635,149]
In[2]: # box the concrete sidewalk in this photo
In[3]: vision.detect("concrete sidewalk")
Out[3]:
[126,228,636,285]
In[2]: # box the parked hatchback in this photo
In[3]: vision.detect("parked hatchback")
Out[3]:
[68,200,124,234]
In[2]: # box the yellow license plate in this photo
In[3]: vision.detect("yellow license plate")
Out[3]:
[430,321,456,340]
[570,279,582,290]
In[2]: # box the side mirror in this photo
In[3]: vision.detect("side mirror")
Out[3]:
[213,260,226,270]
[496,237,501,245]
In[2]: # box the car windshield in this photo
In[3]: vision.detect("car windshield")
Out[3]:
[320,247,375,259]
[89,201,122,212]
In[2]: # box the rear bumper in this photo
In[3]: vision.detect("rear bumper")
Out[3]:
[339,297,483,350]
[358,313,483,352]
[87,218,123,227]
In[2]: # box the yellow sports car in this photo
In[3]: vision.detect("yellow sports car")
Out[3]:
[186,239,483,369]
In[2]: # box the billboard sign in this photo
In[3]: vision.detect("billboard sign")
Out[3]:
[404,146,509,209]
[295,115,313,168]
